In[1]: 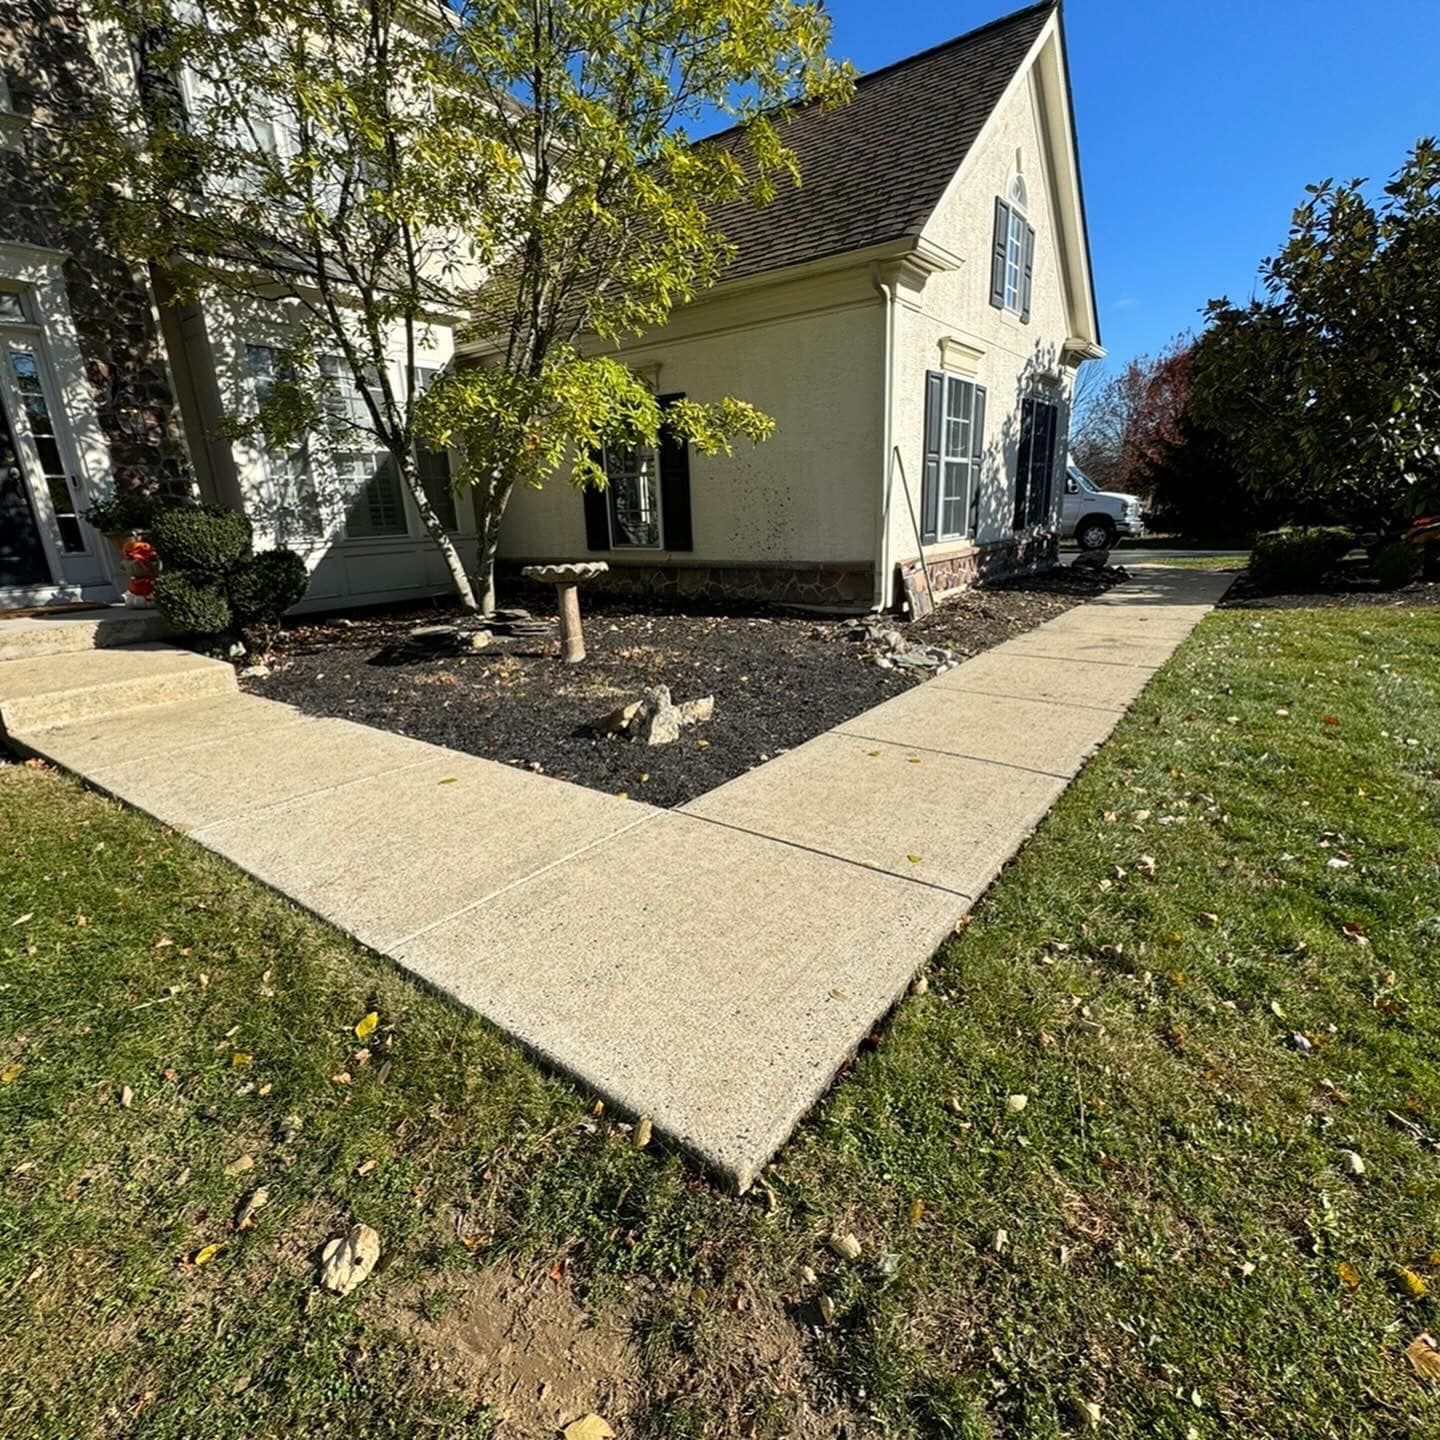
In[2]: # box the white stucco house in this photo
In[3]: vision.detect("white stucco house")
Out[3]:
[0,0,1099,617]
[499,0,1103,610]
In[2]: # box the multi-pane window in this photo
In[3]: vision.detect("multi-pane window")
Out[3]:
[1013,395,1060,530]
[7,346,82,553]
[246,344,323,544]
[1004,206,1026,313]
[603,444,661,548]
[940,376,980,540]
[412,366,458,532]
[319,354,407,538]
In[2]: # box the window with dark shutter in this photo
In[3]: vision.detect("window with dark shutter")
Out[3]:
[656,392,692,552]
[921,370,944,544]
[989,198,1010,310]
[968,385,987,536]
[585,391,694,551]
[1013,395,1060,530]
[1020,223,1036,324]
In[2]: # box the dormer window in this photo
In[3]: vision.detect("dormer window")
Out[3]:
[990,176,1035,322]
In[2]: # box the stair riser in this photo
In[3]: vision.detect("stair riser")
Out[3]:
[1,666,237,735]
[0,614,171,662]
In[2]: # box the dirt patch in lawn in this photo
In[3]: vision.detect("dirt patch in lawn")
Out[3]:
[244,569,1119,808]
[387,1264,849,1439]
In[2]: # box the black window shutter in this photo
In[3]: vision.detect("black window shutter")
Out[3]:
[582,447,611,550]
[921,370,943,545]
[656,392,693,552]
[990,198,1010,309]
[1030,400,1057,526]
[1020,223,1036,323]
[1014,397,1035,529]
[967,384,987,538]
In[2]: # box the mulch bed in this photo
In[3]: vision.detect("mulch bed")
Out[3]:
[242,568,1120,807]
[1221,559,1440,610]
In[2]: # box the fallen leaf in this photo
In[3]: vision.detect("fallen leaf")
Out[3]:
[1338,1261,1360,1290]
[231,1052,253,1068]
[1006,1094,1029,1114]
[224,1153,255,1177]
[1342,1149,1366,1177]
[10,913,33,926]
[828,1232,862,1262]
[120,1086,134,1109]
[1396,1266,1428,1299]
[236,1186,270,1229]
[437,777,458,785]
[906,853,923,865]
[75,915,88,927]
[1,1062,23,1085]
[562,1415,614,1440]
[318,1223,381,1296]
[331,1071,352,1086]
[632,1115,652,1149]
[1069,1397,1102,1430]
[194,1242,224,1266]
[1198,912,1219,929]
[908,1198,925,1226]
[353,1011,379,1041]
[1323,715,1341,727]
[1406,1333,1440,1382]
[355,1158,377,1177]
[817,1294,836,1326]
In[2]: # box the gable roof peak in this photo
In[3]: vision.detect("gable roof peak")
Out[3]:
[704,1,1059,286]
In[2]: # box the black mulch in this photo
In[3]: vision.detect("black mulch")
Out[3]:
[1221,560,1440,610]
[243,568,1120,808]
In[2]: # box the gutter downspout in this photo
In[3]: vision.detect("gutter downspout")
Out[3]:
[870,264,897,612]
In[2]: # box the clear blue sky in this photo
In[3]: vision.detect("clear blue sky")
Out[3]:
[823,0,1440,373]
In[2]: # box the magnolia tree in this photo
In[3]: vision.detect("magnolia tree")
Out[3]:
[1192,139,1440,530]
[74,0,850,609]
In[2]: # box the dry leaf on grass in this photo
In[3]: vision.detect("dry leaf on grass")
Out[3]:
[193,1242,224,1266]
[354,1011,379,1040]
[1405,1333,1440,1382]
[1338,1261,1361,1290]
[1396,1266,1429,1299]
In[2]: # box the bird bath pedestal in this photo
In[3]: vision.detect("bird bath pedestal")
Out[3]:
[521,562,609,663]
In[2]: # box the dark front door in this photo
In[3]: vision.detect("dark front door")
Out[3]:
[0,388,51,588]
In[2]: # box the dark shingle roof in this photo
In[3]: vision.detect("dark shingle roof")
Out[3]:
[704,1,1056,284]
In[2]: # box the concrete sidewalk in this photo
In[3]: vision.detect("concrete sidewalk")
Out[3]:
[1,567,1231,1188]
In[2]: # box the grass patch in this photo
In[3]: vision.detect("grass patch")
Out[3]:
[1146,553,1251,572]
[3,605,1440,1437]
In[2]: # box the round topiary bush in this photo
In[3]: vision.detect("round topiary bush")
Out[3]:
[1249,526,1354,592]
[228,548,310,627]
[150,505,253,576]
[153,571,233,634]
[1373,540,1422,591]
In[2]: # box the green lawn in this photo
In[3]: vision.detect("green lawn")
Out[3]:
[1144,553,1251,572]
[4,605,1440,1439]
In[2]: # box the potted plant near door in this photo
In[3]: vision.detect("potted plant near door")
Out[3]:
[83,491,164,606]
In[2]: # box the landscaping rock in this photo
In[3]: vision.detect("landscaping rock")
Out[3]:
[319,1223,381,1296]
[606,685,716,746]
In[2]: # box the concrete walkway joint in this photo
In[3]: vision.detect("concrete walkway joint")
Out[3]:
[1,569,1232,1188]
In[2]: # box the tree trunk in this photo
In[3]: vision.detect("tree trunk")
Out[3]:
[396,448,478,611]
[475,470,516,617]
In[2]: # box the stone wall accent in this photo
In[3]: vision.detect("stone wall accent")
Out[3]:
[501,559,875,612]
[898,531,1057,602]
[1,2,190,498]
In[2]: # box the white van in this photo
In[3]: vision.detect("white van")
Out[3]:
[1062,464,1144,550]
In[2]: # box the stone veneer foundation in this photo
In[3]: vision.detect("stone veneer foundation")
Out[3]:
[505,531,1057,614]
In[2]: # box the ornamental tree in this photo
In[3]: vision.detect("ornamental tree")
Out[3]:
[72,0,850,610]
[1191,139,1440,531]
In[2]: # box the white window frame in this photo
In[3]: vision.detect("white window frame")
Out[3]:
[1004,206,1026,314]
[938,375,979,542]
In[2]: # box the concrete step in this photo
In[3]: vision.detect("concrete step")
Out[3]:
[0,643,237,736]
[0,608,170,662]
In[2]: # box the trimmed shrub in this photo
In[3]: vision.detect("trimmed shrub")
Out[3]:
[1248,526,1354,591]
[228,548,309,627]
[1373,540,1423,591]
[153,571,233,634]
[151,505,253,576]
